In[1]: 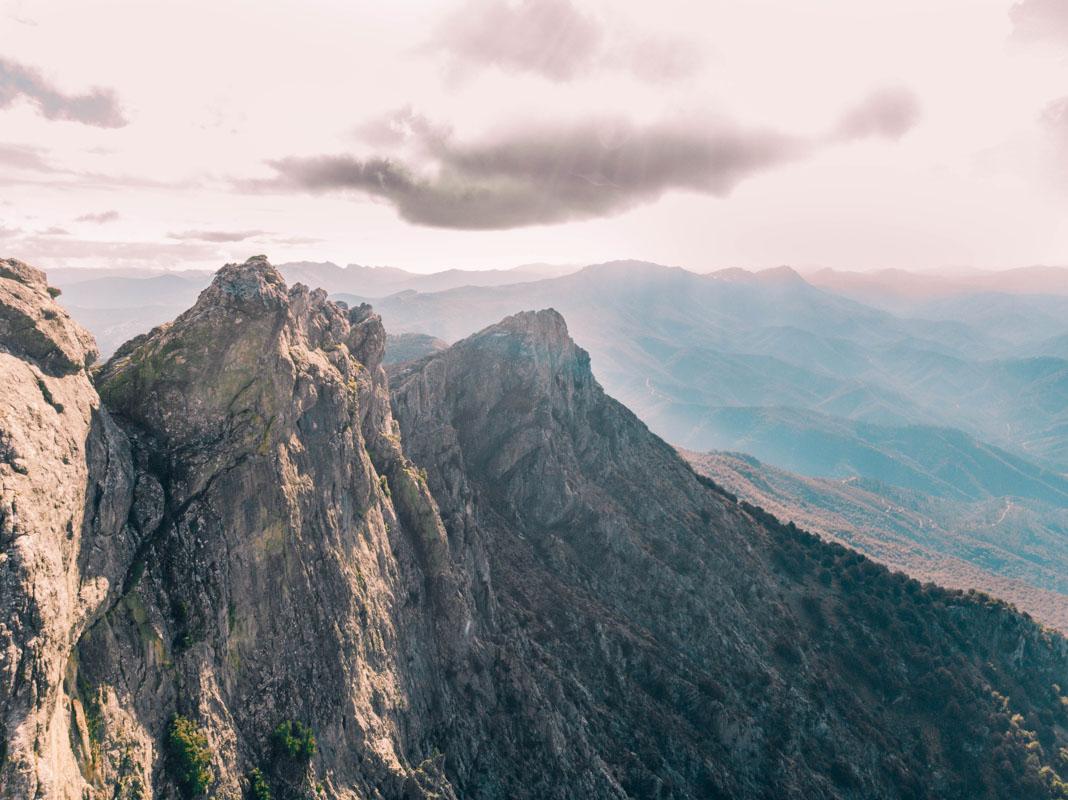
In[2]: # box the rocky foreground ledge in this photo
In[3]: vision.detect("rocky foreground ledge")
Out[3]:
[1,256,1068,800]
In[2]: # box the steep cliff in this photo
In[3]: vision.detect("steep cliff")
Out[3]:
[1,257,1068,800]
[0,259,135,799]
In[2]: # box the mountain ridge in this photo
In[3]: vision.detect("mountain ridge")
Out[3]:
[4,256,1068,798]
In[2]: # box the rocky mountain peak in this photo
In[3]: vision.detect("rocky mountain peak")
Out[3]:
[459,308,585,383]
[0,259,131,799]
[95,256,388,457]
[391,307,597,454]
[4,256,466,799]
[486,307,568,338]
[195,254,289,312]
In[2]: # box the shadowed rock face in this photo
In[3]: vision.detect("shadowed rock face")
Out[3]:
[2,256,1068,800]
[393,310,1068,800]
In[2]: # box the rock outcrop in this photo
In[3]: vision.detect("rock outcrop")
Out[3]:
[1,257,1068,800]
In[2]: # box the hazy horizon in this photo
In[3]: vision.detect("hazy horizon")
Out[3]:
[4,0,1068,275]
[30,257,1068,278]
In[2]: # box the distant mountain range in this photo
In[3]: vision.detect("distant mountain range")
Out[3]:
[342,261,1068,471]
[44,261,579,356]
[804,265,1068,311]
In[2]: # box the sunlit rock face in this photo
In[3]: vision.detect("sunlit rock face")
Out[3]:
[0,258,134,799]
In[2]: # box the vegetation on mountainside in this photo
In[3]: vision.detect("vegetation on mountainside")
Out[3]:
[164,715,213,799]
[272,720,317,764]
[247,767,272,800]
[754,501,1068,799]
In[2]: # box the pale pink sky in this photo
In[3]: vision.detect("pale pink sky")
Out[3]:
[1,0,1067,272]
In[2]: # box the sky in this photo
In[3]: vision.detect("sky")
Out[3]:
[2,0,1068,273]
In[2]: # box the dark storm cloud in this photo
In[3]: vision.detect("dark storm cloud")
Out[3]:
[75,210,120,224]
[834,87,922,141]
[167,229,268,243]
[1010,0,1068,45]
[258,117,806,229]
[0,56,127,128]
[427,0,702,83]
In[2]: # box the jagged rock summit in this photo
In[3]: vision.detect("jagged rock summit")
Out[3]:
[3,257,466,800]
[2,255,1068,800]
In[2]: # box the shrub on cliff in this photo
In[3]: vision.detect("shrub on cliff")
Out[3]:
[271,720,317,763]
[164,714,213,799]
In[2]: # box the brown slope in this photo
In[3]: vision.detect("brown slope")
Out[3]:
[683,450,1068,633]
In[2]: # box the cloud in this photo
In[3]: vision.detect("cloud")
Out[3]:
[1041,95,1068,133]
[605,35,705,83]
[255,116,806,229]
[427,0,702,83]
[75,210,120,224]
[270,235,323,246]
[1040,96,1068,174]
[0,143,57,172]
[352,106,453,150]
[250,87,921,230]
[0,56,127,127]
[167,229,268,242]
[0,151,198,192]
[0,225,23,239]
[430,0,601,82]
[834,87,922,141]
[4,235,219,268]
[39,226,70,236]
[1010,0,1068,46]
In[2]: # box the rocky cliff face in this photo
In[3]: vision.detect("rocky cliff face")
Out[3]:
[2,256,1068,800]
[0,259,135,799]
[2,257,470,799]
